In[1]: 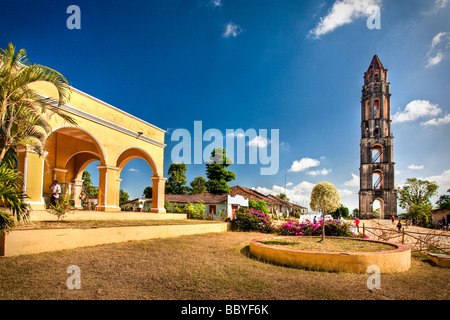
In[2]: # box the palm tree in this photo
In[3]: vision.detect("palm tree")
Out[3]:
[0,164,30,233]
[0,43,76,162]
[0,43,76,232]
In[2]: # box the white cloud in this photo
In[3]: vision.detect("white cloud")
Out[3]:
[420,169,450,196]
[392,100,441,123]
[307,168,332,176]
[338,189,353,197]
[424,0,449,14]
[344,173,360,187]
[309,0,382,39]
[288,157,320,172]
[421,114,450,127]
[209,0,223,7]
[247,136,269,148]
[254,181,316,207]
[223,22,243,38]
[286,182,294,187]
[426,32,450,68]
[408,164,424,170]
[128,168,139,172]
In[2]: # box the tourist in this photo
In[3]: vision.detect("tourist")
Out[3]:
[391,215,395,224]
[396,220,402,232]
[50,180,61,206]
[313,216,317,224]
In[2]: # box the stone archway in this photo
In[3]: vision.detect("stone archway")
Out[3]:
[18,80,167,213]
[115,148,166,213]
[42,127,106,209]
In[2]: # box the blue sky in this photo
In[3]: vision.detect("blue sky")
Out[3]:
[2,0,449,211]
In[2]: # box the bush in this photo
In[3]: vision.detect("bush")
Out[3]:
[183,202,205,219]
[233,208,274,233]
[47,194,72,220]
[277,219,353,237]
[248,200,269,213]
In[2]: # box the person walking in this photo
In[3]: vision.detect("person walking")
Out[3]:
[391,215,395,224]
[396,220,402,233]
[50,180,61,206]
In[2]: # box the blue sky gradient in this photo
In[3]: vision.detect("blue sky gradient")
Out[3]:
[2,0,449,211]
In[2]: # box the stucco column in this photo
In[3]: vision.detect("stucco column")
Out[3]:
[16,147,46,211]
[96,165,120,212]
[114,178,122,208]
[73,179,84,209]
[150,176,167,213]
[53,168,68,183]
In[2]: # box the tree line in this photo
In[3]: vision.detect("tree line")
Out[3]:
[143,147,236,198]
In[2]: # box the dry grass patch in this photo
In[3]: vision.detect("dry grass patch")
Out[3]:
[260,237,396,253]
[0,231,449,300]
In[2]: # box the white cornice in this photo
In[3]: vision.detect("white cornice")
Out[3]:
[40,94,166,148]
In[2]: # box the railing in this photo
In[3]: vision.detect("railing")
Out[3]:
[360,222,450,253]
[372,149,383,163]
[373,177,381,190]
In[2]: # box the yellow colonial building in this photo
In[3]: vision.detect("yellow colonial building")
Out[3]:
[17,81,167,213]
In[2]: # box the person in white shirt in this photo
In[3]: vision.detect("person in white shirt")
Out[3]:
[50,180,61,206]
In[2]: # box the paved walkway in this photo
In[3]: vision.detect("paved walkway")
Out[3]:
[358,219,450,250]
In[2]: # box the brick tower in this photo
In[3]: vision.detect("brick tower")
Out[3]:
[359,55,397,219]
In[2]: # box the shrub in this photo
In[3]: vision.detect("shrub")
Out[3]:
[47,194,72,220]
[277,219,354,237]
[248,200,269,213]
[183,202,205,219]
[233,208,274,233]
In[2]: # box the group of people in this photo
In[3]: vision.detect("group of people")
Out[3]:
[437,217,448,231]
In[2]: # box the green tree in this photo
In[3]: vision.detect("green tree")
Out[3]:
[310,182,341,242]
[190,176,207,194]
[0,43,75,233]
[0,164,30,234]
[0,43,76,163]
[81,171,98,199]
[166,163,189,194]
[205,148,236,194]
[119,189,129,205]
[398,178,438,226]
[248,200,269,213]
[143,186,153,198]
[277,193,289,201]
[436,189,450,210]
[330,204,350,219]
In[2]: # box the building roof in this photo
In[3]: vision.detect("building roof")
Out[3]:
[121,185,306,210]
[367,55,386,72]
[268,194,307,210]
[229,185,280,204]
[164,193,229,204]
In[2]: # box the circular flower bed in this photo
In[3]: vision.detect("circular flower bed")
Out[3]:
[249,236,411,273]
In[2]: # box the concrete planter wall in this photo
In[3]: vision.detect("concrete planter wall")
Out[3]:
[1,222,227,257]
[249,236,411,273]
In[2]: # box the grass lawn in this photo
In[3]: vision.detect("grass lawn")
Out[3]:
[0,231,449,300]
[260,237,396,253]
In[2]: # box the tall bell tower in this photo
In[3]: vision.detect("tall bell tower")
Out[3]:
[359,55,397,219]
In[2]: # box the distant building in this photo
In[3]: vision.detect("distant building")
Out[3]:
[121,185,307,220]
[229,186,308,216]
[121,193,248,220]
